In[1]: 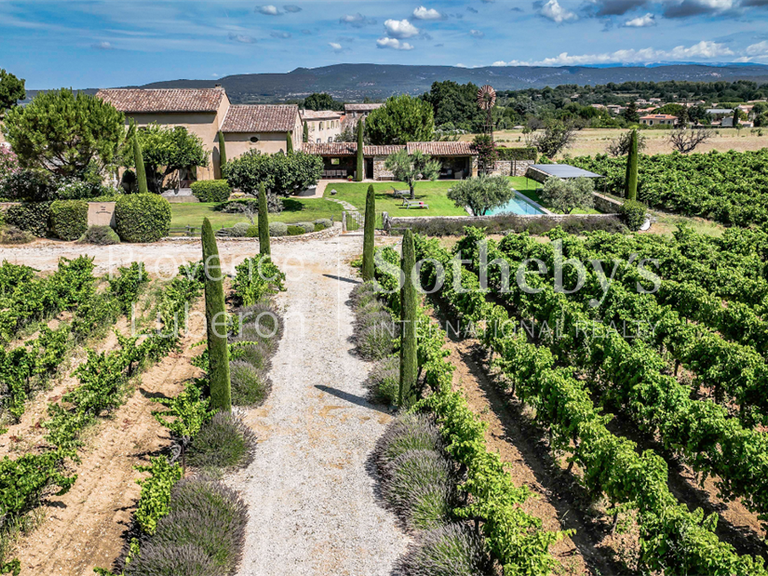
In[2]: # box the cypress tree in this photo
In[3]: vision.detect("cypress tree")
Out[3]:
[258,183,271,256]
[218,131,227,173]
[626,129,638,202]
[202,218,231,412]
[286,131,294,154]
[303,121,309,143]
[355,120,364,182]
[732,108,740,129]
[362,185,375,281]
[132,125,148,195]
[399,229,418,408]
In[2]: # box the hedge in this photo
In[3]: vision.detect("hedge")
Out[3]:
[50,199,88,241]
[5,201,52,237]
[191,180,231,203]
[496,147,537,161]
[115,193,172,243]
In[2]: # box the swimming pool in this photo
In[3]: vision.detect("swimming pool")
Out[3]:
[486,192,546,216]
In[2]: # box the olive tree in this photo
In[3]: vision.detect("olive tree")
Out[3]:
[539,177,595,214]
[384,149,440,200]
[3,89,124,180]
[447,175,514,216]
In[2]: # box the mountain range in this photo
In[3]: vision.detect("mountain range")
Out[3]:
[134,63,768,103]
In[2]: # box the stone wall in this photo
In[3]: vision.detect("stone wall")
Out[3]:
[593,192,624,214]
[373,155,395,180]
[487,159,535,177]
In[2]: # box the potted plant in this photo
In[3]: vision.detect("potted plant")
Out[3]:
[348,174,354,181]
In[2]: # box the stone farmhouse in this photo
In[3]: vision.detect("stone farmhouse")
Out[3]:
[300,109,343,143]
[96,86,302,182]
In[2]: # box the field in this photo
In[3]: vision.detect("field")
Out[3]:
[461,127,768,158]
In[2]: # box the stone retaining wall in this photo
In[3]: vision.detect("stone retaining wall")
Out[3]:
[593,192,624,213]
[489,159,535,177]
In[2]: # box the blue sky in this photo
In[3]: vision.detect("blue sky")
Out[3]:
[2,0,768,89]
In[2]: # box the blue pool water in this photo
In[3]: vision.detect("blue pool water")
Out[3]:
[486,193,545,216]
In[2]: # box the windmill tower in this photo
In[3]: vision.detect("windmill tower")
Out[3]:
[477,84,497,142]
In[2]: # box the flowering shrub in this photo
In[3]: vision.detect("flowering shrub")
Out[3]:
[0,147,19,180]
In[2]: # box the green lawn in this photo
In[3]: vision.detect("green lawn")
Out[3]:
[170,198,345,231]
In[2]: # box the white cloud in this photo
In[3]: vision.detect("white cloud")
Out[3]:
[496,40,734,66]
[624,12,657,26]
[329,42,342,51]
[539,0,578,23]
[228,32,257,43]
[413,6,444,20]
[377,37,415,50]
[470,29,485,38]
[91,41,113,50]
[746,40,768,56]
[257,5,281,15]
[340,13,376,27]
[384,19,420,38]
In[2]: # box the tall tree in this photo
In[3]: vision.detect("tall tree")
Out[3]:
[470,134,497,174]
[132,124,208,192]
[218,131,227,172]
[3,88,124,180]
[447,175,515,216]
[302,121,309,143]
[258,183,271,256]
[362,185,375,281]
[0,69,25,116]
[526,120,575,159]
[202,218,231,412]
[399,229,417,408]
[132,123,149,195]
[286,131,294,154]
[365,94,435,145]
[622,101,639,124]
[421,80,485,132]
[356,120,364,182]
[384,149,440,200]
[225,150,323,196]
[626,129,639,201]
[732,108,740,128]
[303,93,342,111]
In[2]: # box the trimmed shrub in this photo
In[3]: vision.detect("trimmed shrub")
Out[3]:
[0,168,56,201]
[374,414,444,474]
[246,225,259,238]
[365,356,400,405]
[391,214,627,237]
[496,147,537,161]
[191,180,231,203]
[286,225,305,236]
[396,523,495,576]
[150,476,248,575]
[268,221,288,237]
[620,199,647,232]
[78,225,120,245]
[187,411,257,470]
[228,360,271,406]
[115,193,171,242]
[383,450,457,531]
[235,302,284,347]
[314,218,332,229]
[5,201,52,237]
[215,195,284,214]
[0,226,34,244]
[50,199,88,240]
[125,542,215,576]
[216,222,251,238]
[296,221,315,234]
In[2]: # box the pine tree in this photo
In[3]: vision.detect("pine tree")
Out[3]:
[355,120,364,182]
[218,131,227,173]
[132,123,149,194]
[626,129,638,202]
[362,185,375,281]
[399,229,418,408]
[303,121,309,143]
[202,218,231,412]
[286,131,294,154]
[258,183,271,256]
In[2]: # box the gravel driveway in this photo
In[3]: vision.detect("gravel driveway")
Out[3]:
[228,235,408,576]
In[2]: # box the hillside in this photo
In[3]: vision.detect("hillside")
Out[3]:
[136,63,768,103]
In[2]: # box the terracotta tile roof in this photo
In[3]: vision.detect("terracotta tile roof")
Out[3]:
[406,141,475,156]
[300,109,342,120]
[344,103,384,112]
[221,105,299,133]
[96,88,225,113]
[640,114,677,120]
[302,142,406,156]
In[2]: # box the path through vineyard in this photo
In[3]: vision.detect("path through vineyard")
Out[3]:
[229,235,409,576]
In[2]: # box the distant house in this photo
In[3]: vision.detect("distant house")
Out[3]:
[96,86,301,182]
[343,103,383,127]
[300,110,343,143]
[640,114,678,126]
[706,108,733,118]
[303,141,477,181]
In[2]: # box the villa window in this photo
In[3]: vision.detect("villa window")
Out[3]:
[250,136,259,143]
